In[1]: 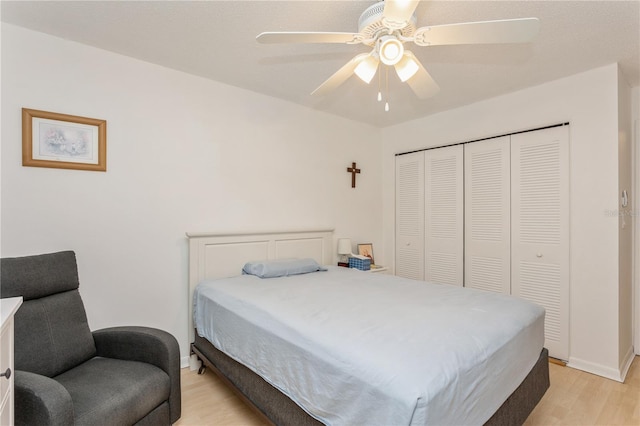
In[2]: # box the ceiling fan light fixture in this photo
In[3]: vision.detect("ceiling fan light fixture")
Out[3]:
[378,36,404,65]
[354,55,379,83]
[394,54,419,82]
[258,2,541,102]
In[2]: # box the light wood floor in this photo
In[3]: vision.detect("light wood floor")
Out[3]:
[176,356,640,425]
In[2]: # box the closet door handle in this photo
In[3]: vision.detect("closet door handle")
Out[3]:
[536,253,543,258]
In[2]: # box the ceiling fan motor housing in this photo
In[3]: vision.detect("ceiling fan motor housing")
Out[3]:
[358,1,417,45]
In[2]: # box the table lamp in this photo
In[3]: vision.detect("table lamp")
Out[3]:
[337,238,353,263]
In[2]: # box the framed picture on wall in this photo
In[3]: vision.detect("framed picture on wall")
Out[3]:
[22,108,107,172]
[357,243,374,265]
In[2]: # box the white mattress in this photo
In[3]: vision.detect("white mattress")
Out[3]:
[194,266,545,425]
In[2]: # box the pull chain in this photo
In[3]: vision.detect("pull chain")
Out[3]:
[377,66,382,102]
[384,67,390,112]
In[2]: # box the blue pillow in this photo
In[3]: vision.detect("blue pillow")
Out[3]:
[242,258,327,278]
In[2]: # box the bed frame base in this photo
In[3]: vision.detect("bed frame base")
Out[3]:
[191,339,321,426]
[192,333,549,426]
[485,347,549,425]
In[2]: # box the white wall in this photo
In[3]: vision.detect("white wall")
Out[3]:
[0,24,383,361]
[381,64,633,381]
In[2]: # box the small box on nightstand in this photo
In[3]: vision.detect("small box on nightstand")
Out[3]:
[348,257,371,271]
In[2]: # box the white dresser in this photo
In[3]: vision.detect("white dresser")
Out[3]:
[1,297,22,426]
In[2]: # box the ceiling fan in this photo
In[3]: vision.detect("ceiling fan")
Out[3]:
[256,0,539,100]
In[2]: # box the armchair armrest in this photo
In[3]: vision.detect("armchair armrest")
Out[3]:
[14,370,74,426]
[92,326,181,423]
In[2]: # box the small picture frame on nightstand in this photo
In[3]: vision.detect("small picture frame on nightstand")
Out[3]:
[357,243,374,265]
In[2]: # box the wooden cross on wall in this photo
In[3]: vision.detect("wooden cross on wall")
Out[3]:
[347,162,361,188]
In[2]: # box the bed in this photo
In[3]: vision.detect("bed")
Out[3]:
[187,230,549,425]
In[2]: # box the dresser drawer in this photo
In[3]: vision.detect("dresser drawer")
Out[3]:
[1,297,21,426]
[0,317,12,405]
[0,389,10,426]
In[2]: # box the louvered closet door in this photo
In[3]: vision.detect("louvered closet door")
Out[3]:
[425,145,463,286]
[396,152,425,280]
[511,126,569,360]
[464,137,511,294]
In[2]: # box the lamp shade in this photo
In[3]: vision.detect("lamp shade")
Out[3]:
[354,55,379,84]
[394,54,419,82]
[337,238,352,255]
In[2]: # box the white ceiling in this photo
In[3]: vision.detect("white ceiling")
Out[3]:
[2,1,639,128]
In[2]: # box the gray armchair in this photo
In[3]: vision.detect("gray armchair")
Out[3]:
[0,251,181,425]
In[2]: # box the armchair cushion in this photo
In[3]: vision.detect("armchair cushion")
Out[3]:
[54,357,169,425]
[1,250,79,299]
[14,290,96,377]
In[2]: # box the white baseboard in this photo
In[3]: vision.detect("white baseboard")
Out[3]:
[180,354,203,371]
[568,345,635,382]
[619,345,636,382]
[180,355,191,369]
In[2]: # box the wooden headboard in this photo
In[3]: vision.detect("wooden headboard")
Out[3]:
[186,229,334,344]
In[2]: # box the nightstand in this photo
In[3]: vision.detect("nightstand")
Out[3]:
[1,297,22,426]
[368,266,388,273]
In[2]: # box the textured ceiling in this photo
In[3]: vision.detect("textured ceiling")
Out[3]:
[2,1,639,127]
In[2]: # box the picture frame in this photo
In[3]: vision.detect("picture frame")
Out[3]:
[357,243,375,265]
[22,108,107,172]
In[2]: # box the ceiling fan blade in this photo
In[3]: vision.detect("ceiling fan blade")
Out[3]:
[382,0,421,30]
[311,53,370,97]
[403,51,440,99]
[413,18,540,46]
[257,32,363,44]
